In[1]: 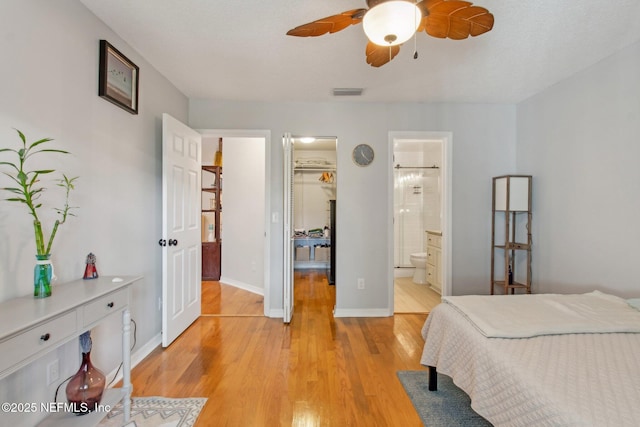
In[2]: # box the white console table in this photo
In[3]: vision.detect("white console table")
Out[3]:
[0,275,142,426]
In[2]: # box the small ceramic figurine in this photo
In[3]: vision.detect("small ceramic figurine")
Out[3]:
[83,252,98,280]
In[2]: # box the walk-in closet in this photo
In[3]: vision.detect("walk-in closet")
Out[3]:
[292,137,337,284]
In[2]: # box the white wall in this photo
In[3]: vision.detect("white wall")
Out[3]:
[516,39,640,297]
[189,100,516,314]
[393,141,442,268]
[422,142,443,233]
[219,137,265,293]
[0,1,187,425]
[393,147,429,266]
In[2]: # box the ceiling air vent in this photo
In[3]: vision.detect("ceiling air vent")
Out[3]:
[332,88,364,97]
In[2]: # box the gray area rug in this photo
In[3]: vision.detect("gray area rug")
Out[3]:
[99,397,207,427]
[397,370,493,426]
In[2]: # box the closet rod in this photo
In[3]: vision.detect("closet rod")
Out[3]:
[394,164,439,169]
[294,167,336,171]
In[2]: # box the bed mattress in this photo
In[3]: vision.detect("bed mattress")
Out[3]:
[421,302,640,426]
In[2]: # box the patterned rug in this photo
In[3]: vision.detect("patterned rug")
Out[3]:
[99,397,207,427]
[397,371,492,426]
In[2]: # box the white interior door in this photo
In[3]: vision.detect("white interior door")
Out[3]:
[283,133,294,323]
[162,113,202,347]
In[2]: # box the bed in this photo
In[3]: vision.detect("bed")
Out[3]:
[420,291,640,426]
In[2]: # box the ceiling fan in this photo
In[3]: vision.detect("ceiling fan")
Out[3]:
[286,0,494,67]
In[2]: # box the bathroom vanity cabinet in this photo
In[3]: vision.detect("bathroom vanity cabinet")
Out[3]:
[426,230,442,294]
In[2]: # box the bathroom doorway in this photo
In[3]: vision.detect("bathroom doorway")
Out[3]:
[390,132,451,313]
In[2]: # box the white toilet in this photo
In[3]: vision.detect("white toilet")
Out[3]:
[409,252,428,284]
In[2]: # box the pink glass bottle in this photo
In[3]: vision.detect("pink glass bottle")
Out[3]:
[66,332,106,414]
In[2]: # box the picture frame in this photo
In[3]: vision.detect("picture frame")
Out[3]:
[98,40,139,114]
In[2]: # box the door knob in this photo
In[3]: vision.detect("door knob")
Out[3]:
[158,239,167,247]
[168,239,178,246]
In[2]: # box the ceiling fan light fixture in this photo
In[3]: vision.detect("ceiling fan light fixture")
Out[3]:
[362,1,422,47]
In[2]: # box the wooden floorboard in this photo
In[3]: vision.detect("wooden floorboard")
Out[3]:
[394,276,441,314]
[203,273,440,316]
[130,270,429,426]
[201,280,264,316]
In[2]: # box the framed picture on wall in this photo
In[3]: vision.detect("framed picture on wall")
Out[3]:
[98,40,139,114]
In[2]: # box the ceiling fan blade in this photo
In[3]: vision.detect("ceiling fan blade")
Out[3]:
[418,0,494,39]
[366,42,401,67]
[286,9,368,37]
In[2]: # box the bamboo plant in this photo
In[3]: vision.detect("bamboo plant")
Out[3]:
[0,129,77,256]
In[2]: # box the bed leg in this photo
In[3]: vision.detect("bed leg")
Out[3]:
[428,366,438,391]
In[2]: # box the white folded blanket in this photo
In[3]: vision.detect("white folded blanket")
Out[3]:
[442,290,640,338]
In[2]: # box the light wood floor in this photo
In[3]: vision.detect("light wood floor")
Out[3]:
[130,270,429,426]
[394,276,441,314]
[202,274,441,316]
[201,281,264,316]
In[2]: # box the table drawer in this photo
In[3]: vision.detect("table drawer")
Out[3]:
[0,310,77,375]
[82,288,128,327]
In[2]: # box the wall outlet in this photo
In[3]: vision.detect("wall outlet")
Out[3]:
[47,359,59,385]
[357,278,365,290]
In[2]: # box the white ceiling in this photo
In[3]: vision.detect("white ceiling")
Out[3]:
[80,0,640,104]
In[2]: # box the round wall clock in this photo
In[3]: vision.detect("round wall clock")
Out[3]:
[352,143,374,167]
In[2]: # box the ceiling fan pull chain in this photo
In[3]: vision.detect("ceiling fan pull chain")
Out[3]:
[414,0,419,59]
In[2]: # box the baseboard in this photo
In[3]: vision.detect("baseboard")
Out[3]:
[219,276,264,295]
[333,308,393,317]
[268,308,284,318]
[106,332,161,387]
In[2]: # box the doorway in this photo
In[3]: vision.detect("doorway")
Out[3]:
[388,131,452,314]
[288,136,338,319]
[199,129,270,316]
